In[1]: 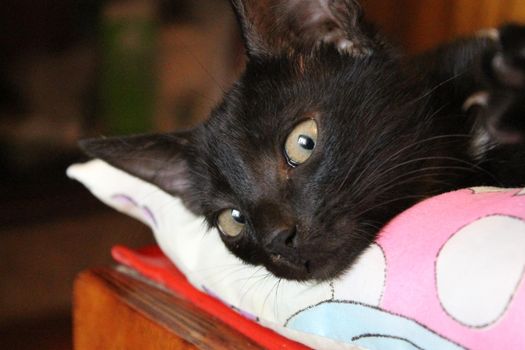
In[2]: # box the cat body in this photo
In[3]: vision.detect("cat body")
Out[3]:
[82,0,525,281]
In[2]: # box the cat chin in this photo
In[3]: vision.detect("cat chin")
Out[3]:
[264,256,349,282]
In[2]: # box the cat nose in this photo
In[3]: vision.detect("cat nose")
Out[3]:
[265,226,298,252]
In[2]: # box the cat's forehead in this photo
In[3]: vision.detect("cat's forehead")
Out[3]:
[208,55,351,130]
[191,50,419,202]
[215,54,411,139]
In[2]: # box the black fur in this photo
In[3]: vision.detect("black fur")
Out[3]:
[81,1,525,281]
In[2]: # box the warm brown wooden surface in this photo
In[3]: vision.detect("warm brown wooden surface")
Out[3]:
[73,268,264,350]
[363,0,525,52]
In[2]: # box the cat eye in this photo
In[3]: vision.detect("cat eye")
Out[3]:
[217,209,246,237]
[284,119,318,166]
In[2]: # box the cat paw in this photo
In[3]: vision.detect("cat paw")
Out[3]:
[473,24,525,144]
[488,24,525,89]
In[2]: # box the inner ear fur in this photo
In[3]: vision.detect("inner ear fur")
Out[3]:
[230,0,374,57]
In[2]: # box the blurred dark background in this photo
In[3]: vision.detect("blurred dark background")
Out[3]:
[0,0,523,349]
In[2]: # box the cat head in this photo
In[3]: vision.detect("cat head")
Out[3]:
[82,0,441,281]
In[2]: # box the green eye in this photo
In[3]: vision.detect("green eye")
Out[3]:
[285,119,318,166]
[217,209,246,237]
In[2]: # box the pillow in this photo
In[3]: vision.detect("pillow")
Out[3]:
[68,160,525,350]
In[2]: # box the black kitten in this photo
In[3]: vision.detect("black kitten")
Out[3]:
[81,0,525,282]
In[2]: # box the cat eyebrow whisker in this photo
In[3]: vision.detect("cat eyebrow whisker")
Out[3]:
[406,69,467,106]
[162,32,228,95]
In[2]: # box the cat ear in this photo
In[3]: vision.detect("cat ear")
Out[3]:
[79,133,193,197]
[230,0,374,57]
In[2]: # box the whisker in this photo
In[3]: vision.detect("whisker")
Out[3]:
[274,278,282,319]
[199,264,254,287]
[347,171,463,216]
[161,31,228,95]
[338,133,469,198]
[237,266,265,293]
[407,70,466,106]
[352,155,500,201]
[261,279,279,317]
[353,194,431,218]
[239,269,269,306]
[335,127,391,193]
[364,166,477,197]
